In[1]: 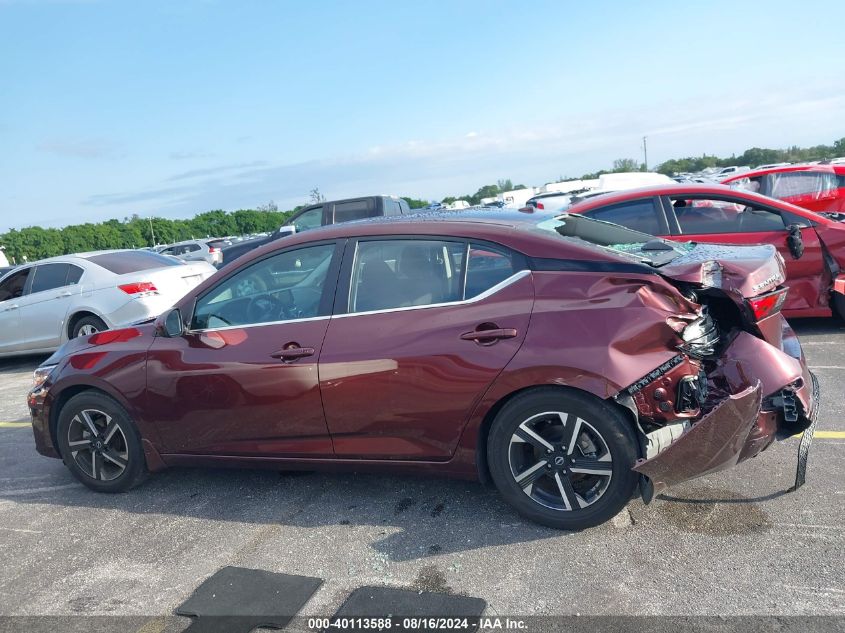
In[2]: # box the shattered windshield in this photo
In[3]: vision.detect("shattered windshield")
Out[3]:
[536,214,692,266]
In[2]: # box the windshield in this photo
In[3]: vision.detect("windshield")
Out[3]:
[536,214,691,266]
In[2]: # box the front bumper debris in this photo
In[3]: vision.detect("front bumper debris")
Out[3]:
[633,382,762,499]
[792,371,821,491]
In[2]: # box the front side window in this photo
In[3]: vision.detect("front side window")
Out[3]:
[291,207,323,233]
[30,263,73,294]
[192,243,335,329]
[672,197,786,234]
[586,199,663,235]
[0,268,31,301]
[349,240,465,312]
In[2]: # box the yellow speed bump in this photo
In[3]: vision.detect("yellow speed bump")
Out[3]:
[0,422,31,428]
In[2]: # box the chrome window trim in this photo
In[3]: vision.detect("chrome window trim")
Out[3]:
[334,269,530,319]
[187,313,331,334]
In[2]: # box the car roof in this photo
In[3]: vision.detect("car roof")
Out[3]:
[722,163,845,181]
[228,208,638,270]
[566,183,828,221]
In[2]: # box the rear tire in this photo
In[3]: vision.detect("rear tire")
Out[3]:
[71,315,108,339]
[487,388,639,530]
[56,392,147,493]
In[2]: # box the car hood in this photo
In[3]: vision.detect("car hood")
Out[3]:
[657,242,785,298]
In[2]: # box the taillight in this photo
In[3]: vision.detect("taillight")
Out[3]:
[209,247,220,253]
[118,282,158,295]
[746,288,787,321]
[537,202,545,209]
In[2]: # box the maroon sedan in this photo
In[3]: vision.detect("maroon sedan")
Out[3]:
[28,211,819,529]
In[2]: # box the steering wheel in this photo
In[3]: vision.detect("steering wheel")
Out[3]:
[245,294,288,323]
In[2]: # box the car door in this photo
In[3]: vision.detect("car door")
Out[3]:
[663,194,826,313]
[0,267,33,353]
[318,237,534,460]
[18,262,84,349]
[145,240,343,456]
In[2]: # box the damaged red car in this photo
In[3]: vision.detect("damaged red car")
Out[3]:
[28,211,819,529]
[564,183,845,319]
[722,163,845,215]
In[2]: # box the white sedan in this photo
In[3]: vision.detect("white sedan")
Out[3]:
[0,250,216,357]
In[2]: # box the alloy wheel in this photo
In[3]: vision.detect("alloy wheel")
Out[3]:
[66,409,129,481]
[508,411,613,511]
[78,324,99,336]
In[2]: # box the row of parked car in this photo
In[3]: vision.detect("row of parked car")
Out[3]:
[26,172,827,529]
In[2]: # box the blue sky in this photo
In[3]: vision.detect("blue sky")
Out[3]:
[1,0,844,231]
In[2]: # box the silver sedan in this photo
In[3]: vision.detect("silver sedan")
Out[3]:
[0,250,215,357]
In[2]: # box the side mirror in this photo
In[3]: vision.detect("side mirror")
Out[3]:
[786,224,805,260]
[156,308,184,338]
[276,225,296,238]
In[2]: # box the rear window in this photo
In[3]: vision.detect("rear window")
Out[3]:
[537,215,689,267]
[86,251,182,274]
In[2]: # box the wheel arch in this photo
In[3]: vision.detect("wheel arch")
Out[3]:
[66,310,108,340]
[472,383,640,486]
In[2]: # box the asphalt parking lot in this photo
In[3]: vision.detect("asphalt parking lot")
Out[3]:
[0,319,843,628]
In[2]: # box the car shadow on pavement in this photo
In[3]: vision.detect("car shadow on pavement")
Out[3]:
[0,458,574,562]
[789,317,845,336]
[0,353,51,374]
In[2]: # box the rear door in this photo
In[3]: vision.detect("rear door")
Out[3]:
[0,267,33,353]
[318,237,534,459]
[662,193,826,313]
[19,262,85,349]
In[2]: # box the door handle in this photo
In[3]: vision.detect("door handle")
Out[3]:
[460,327,518,343]
[56,291,73,298]
[2,304,19,312]
[270,345,315,361]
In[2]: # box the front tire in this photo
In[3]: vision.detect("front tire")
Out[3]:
[56,392,147,493]
[487,388,639,530]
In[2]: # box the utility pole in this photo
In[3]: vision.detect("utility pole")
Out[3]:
[148,216,156,247]
[642,136,649,171]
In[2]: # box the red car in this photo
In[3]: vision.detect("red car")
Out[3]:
[565,183,845,319]
[722,164,845,215]
[28,211,819,529]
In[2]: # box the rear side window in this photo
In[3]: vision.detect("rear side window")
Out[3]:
[87,251,182,274]
[769,172,838,198]
[334,200,372,223]
[383,199,403,216]
[465,244,516,298]
[30,263,77,294]
[349,240,465,312]
[586,199,663,235]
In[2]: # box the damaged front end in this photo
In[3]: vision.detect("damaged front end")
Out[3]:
[616,245,821,501]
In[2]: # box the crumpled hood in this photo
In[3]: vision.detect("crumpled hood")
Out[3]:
[658,243,785,298]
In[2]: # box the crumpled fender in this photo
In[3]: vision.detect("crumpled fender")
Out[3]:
[633,381,762,496]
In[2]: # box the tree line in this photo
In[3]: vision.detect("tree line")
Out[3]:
[3,137,843,263]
